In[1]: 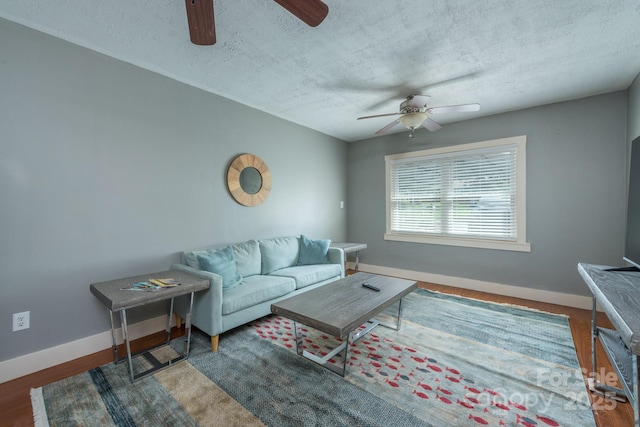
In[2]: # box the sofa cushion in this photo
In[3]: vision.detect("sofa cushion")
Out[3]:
[298,234,331,265]
[221,275,296,315]
[259,236,300,274]
[197,246,242,291]
[269,264,342,289]
[232,240,261,278]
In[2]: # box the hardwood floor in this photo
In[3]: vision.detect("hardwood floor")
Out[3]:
[0,280,635,427]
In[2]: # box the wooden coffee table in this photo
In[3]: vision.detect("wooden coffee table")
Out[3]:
[271,272,416,376]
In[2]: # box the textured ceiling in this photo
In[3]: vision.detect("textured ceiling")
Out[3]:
[1,1,639,141]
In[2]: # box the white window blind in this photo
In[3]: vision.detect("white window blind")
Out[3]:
[385,136,529,251]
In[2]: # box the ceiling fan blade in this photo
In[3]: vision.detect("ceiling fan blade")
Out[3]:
[422,118,442,132]
[357,112,400,120]
[427,103,480,115]
[375,120,400,135]
[185,0,216,45]
[408,94,430,108]
[273,0,329,27]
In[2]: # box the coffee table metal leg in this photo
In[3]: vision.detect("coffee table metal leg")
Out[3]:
[342,331,355,375]
[294,321,304,357]
[396,299,404,330]
[293,320,381,377]
[294,321,350,377]
[372,300,403,331]
[289,298,408,377]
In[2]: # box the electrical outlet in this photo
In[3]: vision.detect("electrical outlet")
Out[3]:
[13,311,30,332]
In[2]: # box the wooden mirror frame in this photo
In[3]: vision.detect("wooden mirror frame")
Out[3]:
[227,154,272,206]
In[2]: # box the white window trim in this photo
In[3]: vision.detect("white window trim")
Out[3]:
[384,135,531,252]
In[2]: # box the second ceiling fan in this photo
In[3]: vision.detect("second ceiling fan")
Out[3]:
[358,95,480,138]
[185,0,329,45]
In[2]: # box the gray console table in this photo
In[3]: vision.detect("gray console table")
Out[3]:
[90,270,209,382]
[578,263,640,426]
[330,242,367,272]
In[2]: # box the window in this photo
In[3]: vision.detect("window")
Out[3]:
[385,135,530,252]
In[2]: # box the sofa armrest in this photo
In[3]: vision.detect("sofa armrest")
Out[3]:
[327,247,345,277]
[170,263,224,337]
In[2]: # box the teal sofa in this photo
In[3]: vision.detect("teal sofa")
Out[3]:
[171,235,344,351]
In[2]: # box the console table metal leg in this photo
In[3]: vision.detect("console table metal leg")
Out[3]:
[183,292,195,358]
[591,296,597,378]
[108,309,119,364]
[354,250,360,272]
[166,297,174,345]
[119,309,136,382]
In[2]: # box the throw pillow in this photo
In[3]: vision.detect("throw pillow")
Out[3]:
[298,234,331,265]
[197,246,242,291]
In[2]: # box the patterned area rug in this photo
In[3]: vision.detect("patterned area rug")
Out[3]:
[32,289,595,426]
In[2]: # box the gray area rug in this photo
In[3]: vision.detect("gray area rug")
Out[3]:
[32,289,595,426]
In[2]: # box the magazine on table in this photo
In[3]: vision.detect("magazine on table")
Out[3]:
[120,278,181,291]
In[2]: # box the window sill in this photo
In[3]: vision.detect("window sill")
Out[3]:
[384,232,531,252]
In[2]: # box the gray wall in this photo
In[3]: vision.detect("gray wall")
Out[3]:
[0,19,347,362]
[347,92,628,297]
[629,72,640,141]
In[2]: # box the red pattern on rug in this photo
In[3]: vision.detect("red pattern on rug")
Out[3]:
[250,315,564,427]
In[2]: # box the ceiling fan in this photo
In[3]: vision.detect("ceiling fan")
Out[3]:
[357,95,480,138]
[184,0,329,45]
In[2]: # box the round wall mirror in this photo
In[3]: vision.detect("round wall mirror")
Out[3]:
[227,154,271,206]
[239,167,262,194]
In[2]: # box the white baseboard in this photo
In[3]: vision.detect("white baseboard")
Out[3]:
[3,265,592,384]
[349,262,593,311]
[0,314,170,384]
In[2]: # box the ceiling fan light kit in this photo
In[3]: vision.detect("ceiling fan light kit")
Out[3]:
[398,112,428,128]
[398,112,428,138]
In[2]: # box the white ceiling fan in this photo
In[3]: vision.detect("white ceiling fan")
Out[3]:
[357,95,480,138]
